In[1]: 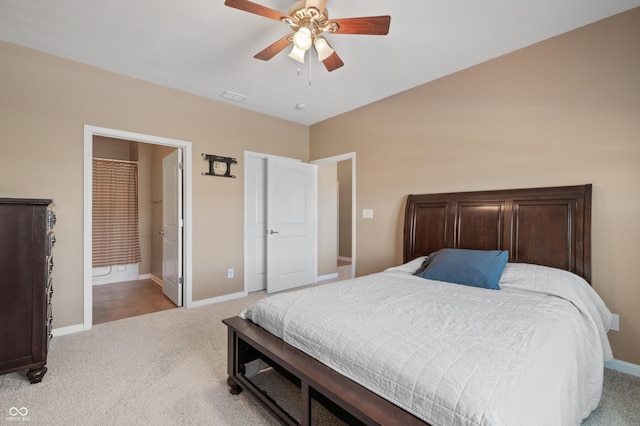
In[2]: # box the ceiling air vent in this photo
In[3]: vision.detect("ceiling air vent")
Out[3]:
[220,91,247,102]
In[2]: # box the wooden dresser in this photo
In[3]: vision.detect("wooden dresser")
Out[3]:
[0,198,55,383]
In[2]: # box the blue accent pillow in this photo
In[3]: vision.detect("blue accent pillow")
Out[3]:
[415,249,508,290]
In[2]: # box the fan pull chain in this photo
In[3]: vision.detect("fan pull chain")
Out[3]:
[308,54,312,86]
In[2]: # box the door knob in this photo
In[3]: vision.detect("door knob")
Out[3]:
[269,230,279,234]
[159,231,166,235]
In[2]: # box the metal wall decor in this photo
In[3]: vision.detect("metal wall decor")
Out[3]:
[202,153,237,178]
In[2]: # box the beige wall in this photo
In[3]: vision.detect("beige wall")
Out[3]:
[0,41,308,328]
[317,162,338,277]
[310,9,640,364]
[93,136,131,160]
[337,159,353,259]
[136,142,152,276]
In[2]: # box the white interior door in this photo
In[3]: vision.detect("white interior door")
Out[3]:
[266,157,317,293]
[246,156,267,292]
[162,149,183,306]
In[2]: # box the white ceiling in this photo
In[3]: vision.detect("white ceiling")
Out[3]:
[1,0,639,126]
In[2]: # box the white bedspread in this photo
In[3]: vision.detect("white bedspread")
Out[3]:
[242,262,613,426]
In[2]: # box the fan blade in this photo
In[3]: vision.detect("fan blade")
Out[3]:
[329,16,391,35]
[254,34,293,60]
[305,0,328,13]
[322,51,344,72]
[224,0,289,22]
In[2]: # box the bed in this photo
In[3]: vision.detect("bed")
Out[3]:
[223,184,613,425]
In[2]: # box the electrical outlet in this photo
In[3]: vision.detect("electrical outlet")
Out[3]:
[362,209,373,219]
[610,314,619,331]
[227,268,234,279]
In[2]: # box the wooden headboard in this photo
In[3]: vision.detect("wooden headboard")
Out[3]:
[403,184,592,283]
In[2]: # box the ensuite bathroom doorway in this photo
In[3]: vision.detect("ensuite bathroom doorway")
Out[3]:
[83,125,193,330]
[91,138,177,324]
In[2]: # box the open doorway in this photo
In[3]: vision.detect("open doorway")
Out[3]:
[83,125,193,331]
[90,137,177,324]
[312,153,355,283]
[336,158,354,279]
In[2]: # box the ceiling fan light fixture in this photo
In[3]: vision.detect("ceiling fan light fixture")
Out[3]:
[288,45,306,63]
[292,26,313,51]
[314,37,334,61]
[225,0,391,72]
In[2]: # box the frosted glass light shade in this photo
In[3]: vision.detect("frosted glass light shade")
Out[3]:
[292,27,312,51]
[314,37,334,61]
[288,45,306,63]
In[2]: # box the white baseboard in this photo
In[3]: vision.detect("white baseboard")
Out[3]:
[605,359,640,377]
[51,290,247,336]
[188,291,248,308]
[338,256,352,262]
[317,273,338,282]
[149,274,162,286]
[52,323,85,337]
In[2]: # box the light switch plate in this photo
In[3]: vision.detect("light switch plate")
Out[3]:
[362,209,373,219]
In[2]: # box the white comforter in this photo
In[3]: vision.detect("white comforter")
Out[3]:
[242,261,613,426]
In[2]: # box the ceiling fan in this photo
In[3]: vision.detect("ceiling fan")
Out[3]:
[224,0,391,72]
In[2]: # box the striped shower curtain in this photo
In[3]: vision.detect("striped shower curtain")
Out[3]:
[92,158,142,268]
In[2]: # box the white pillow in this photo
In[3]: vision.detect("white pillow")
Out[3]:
[384,256,428,274]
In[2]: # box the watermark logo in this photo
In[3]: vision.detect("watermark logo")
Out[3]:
[6,407,30,422]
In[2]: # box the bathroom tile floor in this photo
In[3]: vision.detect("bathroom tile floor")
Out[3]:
[92,279,177,325]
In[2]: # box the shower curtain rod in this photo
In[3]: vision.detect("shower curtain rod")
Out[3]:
[93,157,139,164]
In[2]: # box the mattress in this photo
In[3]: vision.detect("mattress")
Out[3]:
[242,260,613,426]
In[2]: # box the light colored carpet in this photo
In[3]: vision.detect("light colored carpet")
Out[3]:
[1,291,638,425]
[0,291,277,426]
[582,368,640,425]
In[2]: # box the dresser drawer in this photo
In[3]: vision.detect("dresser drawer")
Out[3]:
[46,302,52,325]
[46,315,53,353]
[46,277,54,303]
[47,209,57,230]
[47,255,54,277]
[46,231,56,256]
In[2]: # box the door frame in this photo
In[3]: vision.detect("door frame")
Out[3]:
[83,125,193,330]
